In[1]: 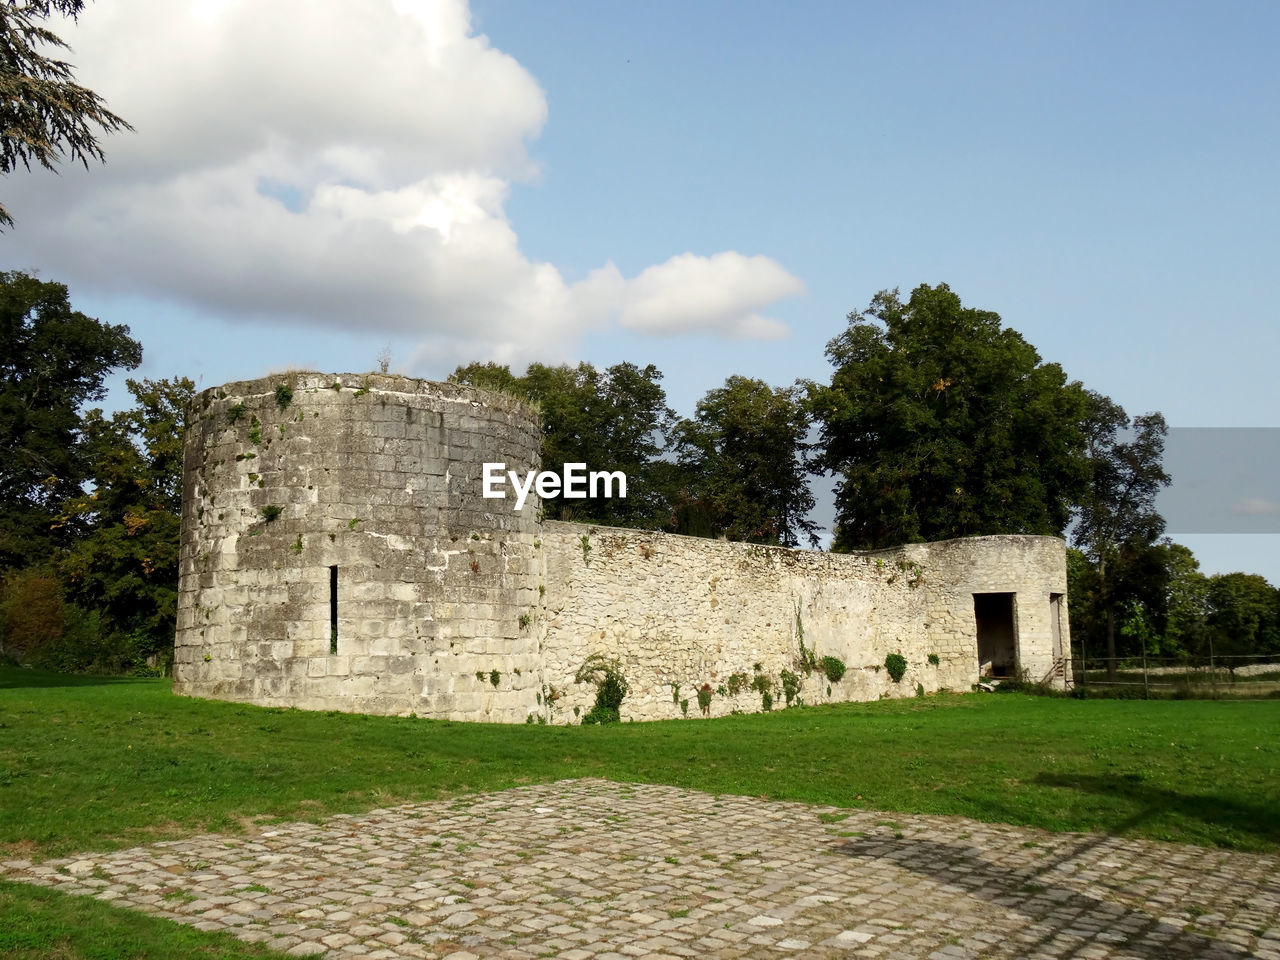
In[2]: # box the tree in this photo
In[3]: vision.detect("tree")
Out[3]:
[58,377,192,667]
[0,270,142,568]
[450,360,678,529]
[1151,540,1210,657]
[1071,390,1170,679]
[0,0,132,227]
[448,361,520,396]
[673,376,817,547]
[808,283,1091,550]
[1206,573,1280,660]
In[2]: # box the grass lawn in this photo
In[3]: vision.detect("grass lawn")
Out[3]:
[0,879,295,960]
[2,666,1277,861]
[2,667,1277,960]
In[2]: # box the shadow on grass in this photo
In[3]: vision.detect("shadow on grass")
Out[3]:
[835,829,1256,959]
[1032,772,1280,848]
[0,667,164,691]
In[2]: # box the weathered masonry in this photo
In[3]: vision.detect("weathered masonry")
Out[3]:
[175,373,1071,722]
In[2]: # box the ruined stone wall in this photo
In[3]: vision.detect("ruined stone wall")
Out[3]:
[175,373,1070,723]
[173,374,542,721]
[537,523,1069,723]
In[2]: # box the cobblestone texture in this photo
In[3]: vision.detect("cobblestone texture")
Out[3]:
[4,780,1276,958]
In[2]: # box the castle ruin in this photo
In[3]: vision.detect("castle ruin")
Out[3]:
[174,373,1070,722]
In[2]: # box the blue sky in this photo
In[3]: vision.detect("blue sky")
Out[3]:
[5,0,1277,581]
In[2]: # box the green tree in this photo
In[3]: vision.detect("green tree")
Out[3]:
[0,566,63,662]
[673,376,817,547]
[0,1,132,227]
[1151,540,1210,657]
[447,361,521,396]
[0,270,142,568]
[1070,539,1217,667]
[1206,572,1280,660]
[58,377,192,667]
[451,360,677,528]
[1071,390,1170,678]
[809,283,1090,550]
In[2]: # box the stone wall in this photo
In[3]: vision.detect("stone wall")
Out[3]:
[175,374,1070,723]
[538,522,1069,723]
[173,373,542,721]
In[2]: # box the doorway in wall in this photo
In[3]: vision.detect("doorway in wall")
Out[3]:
[974,592,1017,677]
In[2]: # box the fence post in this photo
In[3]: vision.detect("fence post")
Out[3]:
[1141,637,1149,699]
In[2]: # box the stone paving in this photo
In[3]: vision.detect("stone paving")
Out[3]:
[3,779,1278,959]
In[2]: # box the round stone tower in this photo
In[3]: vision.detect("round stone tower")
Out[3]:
[173,373,544,721]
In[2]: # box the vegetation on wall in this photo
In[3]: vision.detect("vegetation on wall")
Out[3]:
[884,653,908,684]
[574,653,629,724]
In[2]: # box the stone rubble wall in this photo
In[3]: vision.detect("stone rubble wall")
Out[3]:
[175,374,1070,723]
[537,522,1069,723]
[174,374,543,722]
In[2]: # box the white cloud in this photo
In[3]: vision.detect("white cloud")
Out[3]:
[1230,497,1278,516]
[8,0,803,364]
[617,252,804,339]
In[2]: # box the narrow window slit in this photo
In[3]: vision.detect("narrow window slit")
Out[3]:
[329,565,339,654]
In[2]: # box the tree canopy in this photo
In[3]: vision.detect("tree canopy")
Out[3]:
[673,376,817,547]
[0,0,132,227]
[58,376,193,664]
[1069,390,1171,676]
[808,283,1091,550]
[450,360,678,529]
[0,270,141,567]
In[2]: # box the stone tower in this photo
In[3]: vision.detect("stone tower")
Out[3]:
[173,373,543,720]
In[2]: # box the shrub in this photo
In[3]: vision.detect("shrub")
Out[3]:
[884,653,908,683]
[820,655,846,683]
[726,671,749,696]
[260,505,282,523]
[34,609,158,675]
[696,683,713,716]
[0,570,64,662]
[751,670,774,710]
[927,653,940,666]
[575,653,628,724]
[275,383,293,409]
[780,669,801,707]
[580,705,618,725]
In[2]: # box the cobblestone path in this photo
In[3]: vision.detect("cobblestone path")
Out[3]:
[4,779,1277,959]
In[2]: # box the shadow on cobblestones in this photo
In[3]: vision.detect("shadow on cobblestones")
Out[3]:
[835,826,1263,958]
[5,780,1276,959]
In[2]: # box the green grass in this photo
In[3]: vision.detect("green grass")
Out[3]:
[0,879,293,959]
[1,666,1278,862]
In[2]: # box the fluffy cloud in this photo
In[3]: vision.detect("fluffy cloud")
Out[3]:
[616,252,804,339]
[9,0,802,363]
